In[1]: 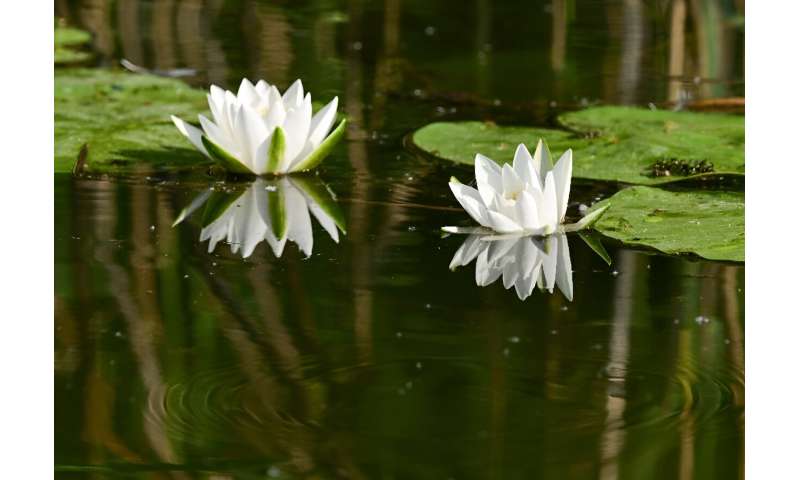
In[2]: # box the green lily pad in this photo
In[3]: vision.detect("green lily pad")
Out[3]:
[558,106,744,185]
[410,107,744,186]
[55,25,93,66]
[55,68,345,175]
[591,186,744,262]
[55,68,211,174]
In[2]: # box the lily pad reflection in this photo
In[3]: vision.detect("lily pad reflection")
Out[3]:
[449,233,575,301]
[174,177,346,258]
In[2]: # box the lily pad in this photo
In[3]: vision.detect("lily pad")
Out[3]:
[410,107,744,186]
[55,69,211,174]
[55,68,345,175]
[55,25,93,65]
[558,106,744,185]
[591,186,744,262]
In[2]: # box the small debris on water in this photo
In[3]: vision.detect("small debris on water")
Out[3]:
[408,226,417,232]
[416,362,423,370]
[694,315,710,325]
[550,329,558,335]
[149,225,155,231]
[396,332,403,338]
[508,336,520,344]
[578,204,588,214]
[424,26,436,36]
[611,270,619,277]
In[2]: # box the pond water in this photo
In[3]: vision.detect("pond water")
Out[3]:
[55,1,744,478]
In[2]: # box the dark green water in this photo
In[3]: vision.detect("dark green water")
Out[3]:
[55,1,744,478]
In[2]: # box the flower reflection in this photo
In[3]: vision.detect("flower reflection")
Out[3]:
[174,177,346,258]
[449,233,574,301]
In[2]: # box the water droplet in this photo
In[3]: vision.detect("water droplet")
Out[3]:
[183,274,189,279]
[149,225,155,231]
[611,270,619,276]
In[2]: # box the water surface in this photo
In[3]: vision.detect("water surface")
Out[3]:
[55,1,744,478]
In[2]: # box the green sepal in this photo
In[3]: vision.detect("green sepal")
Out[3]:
[172,189,212,227]
[201,135,252,174]
[200,189,245,227]
[267,188,287,239]
[266,127,286,174]
[560,204,610,233]
[577,231,612,266]
[291,119,347,172]
[291,176,347,234]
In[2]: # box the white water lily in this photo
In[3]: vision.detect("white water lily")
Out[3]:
[449,233,574,301]
[173,178,346,258]
[447,140,576,235]
[171,78,345,175]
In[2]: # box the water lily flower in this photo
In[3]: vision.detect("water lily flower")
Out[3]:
[171,78,346,175]
[446,140,607,235]
[173,177,346,258]
[449,233,574,301]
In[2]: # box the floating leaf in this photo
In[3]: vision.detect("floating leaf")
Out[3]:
[55,69,210,174]
[410,107,744,186]
[411,121,573,167]
[55,25,93,65]
[557,106,744,185]
[55,69,343,175]
[591,186,744,262]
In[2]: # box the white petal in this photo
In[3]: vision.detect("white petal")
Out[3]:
[486,211,522,233]
[515,190,541,232]
[282,79,304,108]
[474,153,503,205]
[284,183,314,256]
[475,249,503,286]
[512,144,536,185]
[241,79,263,108]
[307,96,338,148]
[255,79,270,97]
[281,93,312,171]
[552,149,573,222]
[540,235,557,291]
[236,105,269,170]
[308,201,339,243]
[539,172,559,233]
[235,189,268,258]
[531,139,552,186]
[264,86,287,131]
[449,234,485,270]
[171,115,210,157]
[198,114,238,156]
[449,182,490,227]
[555,234,573,301]
[501,163,524,197]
